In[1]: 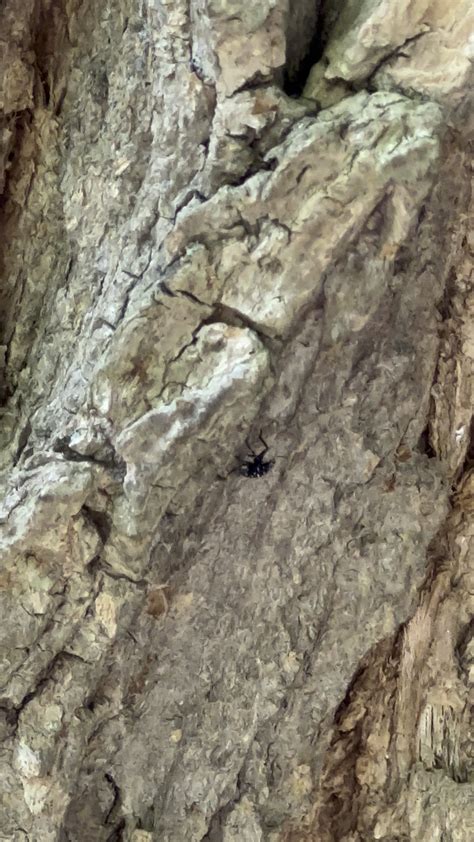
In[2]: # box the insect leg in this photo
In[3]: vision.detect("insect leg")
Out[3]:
[257,431,269,455]
[245,438,257,458]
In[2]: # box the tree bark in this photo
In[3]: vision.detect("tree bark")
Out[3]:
[0,1,472,840]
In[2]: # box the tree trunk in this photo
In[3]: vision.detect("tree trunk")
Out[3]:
[0,1,472,840]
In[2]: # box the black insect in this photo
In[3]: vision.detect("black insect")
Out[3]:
[240,432,274,478]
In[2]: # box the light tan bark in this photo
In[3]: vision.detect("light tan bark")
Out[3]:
[0,1,472,839]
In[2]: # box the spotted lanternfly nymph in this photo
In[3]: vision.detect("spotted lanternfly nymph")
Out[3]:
[240,433,274,478]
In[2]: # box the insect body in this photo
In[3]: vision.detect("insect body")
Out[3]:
[240,433,274,478]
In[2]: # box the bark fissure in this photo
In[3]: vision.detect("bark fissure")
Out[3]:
[0,1,472,840]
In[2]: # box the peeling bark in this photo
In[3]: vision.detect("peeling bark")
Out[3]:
[0,1,472,840]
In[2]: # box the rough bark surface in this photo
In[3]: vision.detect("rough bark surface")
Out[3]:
[0,1,472,841]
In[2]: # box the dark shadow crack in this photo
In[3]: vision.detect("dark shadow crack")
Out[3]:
[14,650,89,721]
[159,281,177,298]
[114,253,153,326]
[81,504,112,546]
[174,287,209,307]
[366,28,432,91]
[212,302,280,352]
[231,76,275,98]
[201,761,249,841]
[105,819,126,842]
[282,1,326,96]
[52,436,126,475]
[13,420,32,465]
[98,565,148,587]
[104,772,122,825]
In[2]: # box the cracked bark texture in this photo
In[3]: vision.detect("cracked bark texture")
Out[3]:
[0,1,472,840]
